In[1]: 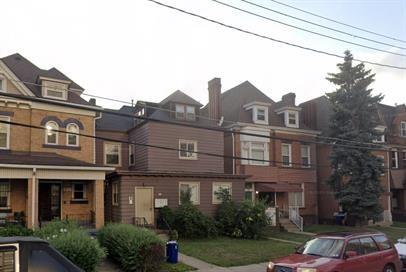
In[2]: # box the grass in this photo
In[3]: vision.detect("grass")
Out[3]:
[392,221,406,228]
[262,227,312,243]
[161,262,197,272]
[179,237,295,267]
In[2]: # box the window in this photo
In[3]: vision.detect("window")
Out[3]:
[401,121,406,137]
[282,143,292,167]
[288,184,304,208]
[285,111,299,128]
[377,155,385,176]
[244,183,254,201]
[45,121,58,145]
[175,104,185,119]
[186,106,196,121]
[360,237,379,254]
[346,239,362,256]
[403,151,406,166]
[129,144,135,166]
[104,143,121,166]
[301,145,311,168]
[0,116,10,149]
[43,87,67,100]
[241,142,269,166]
[72,183,87,200]
[257,109,265,121]
[112,182,119,206]
[0,246,16,272]
[252,106,268,124]
[373,235,392,250]
[175,105,196,120]
[374,134,385,143]
[179,182,200,205]
[0,181,10,208]
[66,123,79,146]
[179,140,197,160]
[212,182,232,204]
[0,77,6,92]
[391,151,398,169]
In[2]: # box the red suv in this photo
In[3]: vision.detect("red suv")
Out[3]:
[267,232,402,272]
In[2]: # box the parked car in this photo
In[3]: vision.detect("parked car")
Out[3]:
[267,232,402,272]
[0,236,82,272]
[395,238,406,269]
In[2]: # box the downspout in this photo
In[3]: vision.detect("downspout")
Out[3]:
[94,112,103,164]
[232,130,235,175]
[32,167,36,229]
[387,150,392,223]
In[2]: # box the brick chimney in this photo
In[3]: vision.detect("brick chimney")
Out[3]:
[89,98,96,106]
[208,78,222,120]
[281,92,296,106]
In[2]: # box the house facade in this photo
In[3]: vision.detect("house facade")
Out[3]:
[97,89,247,226]
[203,79,320,227]
[0,53,111,229]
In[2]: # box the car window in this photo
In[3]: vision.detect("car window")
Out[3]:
[360,237,379,254]
[28,249,68,272]
[373,235,392,250]
[346,239,363,256]
[298,238,344,258]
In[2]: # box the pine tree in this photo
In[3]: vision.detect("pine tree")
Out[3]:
[326,50,385,225]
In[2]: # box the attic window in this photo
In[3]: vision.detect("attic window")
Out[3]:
[44,87,67,100]
[285,111,299,128]
[0,77,6,92]
[175,104,195,120]
[253,106,268,125]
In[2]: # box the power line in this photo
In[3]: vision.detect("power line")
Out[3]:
[267,0,406,44]
[239,0,406,51]
[211,0,406,57]
[145,0,406,70]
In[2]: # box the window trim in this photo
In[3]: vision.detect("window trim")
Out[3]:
[401,121,406,137]
[377,155,385,176]
[104,142,122,166]
[0,116,10,150]
[112,182,119,206]
[185,105,196,121]
[66,123,79,147]
[45,121,58,145]
[0,181,11,209]
[0,75,7,92]
[391,150,399,169]
[129,144,135,166]
[71,182,87,200]
[281,143,292,167]
[179,182,200,205]
[241,141,269,166]
[43,86,68,101]
[212,182,232,204]
[285,110,299,128]
[300,145,311,168]
[178,139,198,160]
[253,106,269,125]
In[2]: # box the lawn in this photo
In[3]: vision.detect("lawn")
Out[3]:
[179,237,295,267]
[392,221,406,229]
[262,227,312,243]
[160,262,197,272]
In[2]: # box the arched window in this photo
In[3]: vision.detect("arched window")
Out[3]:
[66,123,79,146]
[45,121,58,145]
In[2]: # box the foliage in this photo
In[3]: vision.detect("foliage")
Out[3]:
[34,219,80,239]
[180,187,193,205]
[158,206,175,229]
[215,188,239,237]
[0,224,33,237]
[160,262,197,272]
[169,229,179,241]
[326,50,384,224]
[98,223,165,272]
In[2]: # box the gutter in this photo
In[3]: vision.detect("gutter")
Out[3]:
[0,164,114,171]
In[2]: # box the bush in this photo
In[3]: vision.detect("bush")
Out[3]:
[158,206,175,229]
[234,201,268,239]
[35,219,80,239]
[98,223,165,272]
[215,188,239,236]
[0,225,33,237]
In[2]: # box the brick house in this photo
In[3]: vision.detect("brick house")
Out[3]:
[96,89,247,226]
[0,53,111,229]
[300,96,405,224]
[203,78,320,228]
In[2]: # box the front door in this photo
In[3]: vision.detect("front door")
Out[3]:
[38,183,61,222]
[135,187,154,225]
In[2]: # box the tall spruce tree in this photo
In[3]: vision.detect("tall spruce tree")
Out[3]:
[326,50,385,225]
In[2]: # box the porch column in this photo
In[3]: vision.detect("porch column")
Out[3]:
[27,177,39,229]
[93,180,104,229]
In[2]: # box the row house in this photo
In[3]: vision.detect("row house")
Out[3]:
[0,53,111,229]
[96,89,247,226]
[301,96,406,224]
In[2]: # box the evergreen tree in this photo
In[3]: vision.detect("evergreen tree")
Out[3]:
[326,50,385,225]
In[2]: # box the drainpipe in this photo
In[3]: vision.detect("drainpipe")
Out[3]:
[387,150,392,223]
[32,167,37,229]
[231,130,235,175]
[94,112,103,164]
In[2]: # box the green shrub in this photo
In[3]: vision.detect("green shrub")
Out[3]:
[158,206,175,229]
[98,223,165,272]
[215,188,239,236]
[0,225,33,237]
[234,201,268,239]
[47,230,105,272]
[35,219,80,239]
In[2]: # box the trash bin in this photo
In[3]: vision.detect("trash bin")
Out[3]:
[335,213,345,225]
[166,241,178,264]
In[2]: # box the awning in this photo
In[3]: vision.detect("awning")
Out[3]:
[391,170,406,189]
[255,183,302,193]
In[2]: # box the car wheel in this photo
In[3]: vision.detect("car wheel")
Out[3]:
[383,264,395,272]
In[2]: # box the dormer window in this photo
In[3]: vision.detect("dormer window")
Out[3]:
[44,87,67,100]
[285,111,299,128]
[373,126,386,143]
[243,102,270,125]
[175,104,195,121]
[0,77,6,92]
[401,121,406,137]
[40,77,69,101]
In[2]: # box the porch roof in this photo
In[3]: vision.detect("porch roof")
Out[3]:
[256,182,302,192]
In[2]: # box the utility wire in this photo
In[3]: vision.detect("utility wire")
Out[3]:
[145,0,406,70]
[239,0,406,51]
[211,0,406,57]
[267,0,406,44]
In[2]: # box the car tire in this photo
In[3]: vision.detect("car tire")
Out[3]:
[383,264,395,272]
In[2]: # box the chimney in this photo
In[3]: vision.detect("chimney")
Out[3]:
[208,77,222,120]
[281,92,296,106]
[89,98,96,106]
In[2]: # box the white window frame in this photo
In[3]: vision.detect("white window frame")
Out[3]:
[43,86,67,101]
[401,121,406,137]
[285,110,299,128]
[253,106,268,125]
[129,144,135,166]
[300,145,311,168]
[403,150,406,163]
[244,183,255,202]
[179,140,197,160]
[71,182,87,200]
[0,181,11,209]
[212,182,232,204]
[391,151,399,169]
[112,182,119,206]
[179,182,200,205]
[186,106,196,121]
[45,121,58,145]
[288,183,305,208]
[175,104,185,120]
[66,123,79,147]
[0,75,7,92]
[281,143,292,167]
[241,141,269,166]
[0,116,10,150]
[104,142,122,166]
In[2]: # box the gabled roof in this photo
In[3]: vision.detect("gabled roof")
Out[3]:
[160,90,203,107]
[1,53,89,105]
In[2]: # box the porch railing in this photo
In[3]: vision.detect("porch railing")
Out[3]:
[65,212,95,228]
[288,206,303,232]
[133,217,153,228]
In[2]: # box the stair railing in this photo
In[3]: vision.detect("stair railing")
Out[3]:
[288,206,303,232]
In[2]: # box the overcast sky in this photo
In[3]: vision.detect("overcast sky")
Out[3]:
[1,0,405,109]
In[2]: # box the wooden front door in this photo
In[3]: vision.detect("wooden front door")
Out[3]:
[38,183,61,222]
[135,187,154,225]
